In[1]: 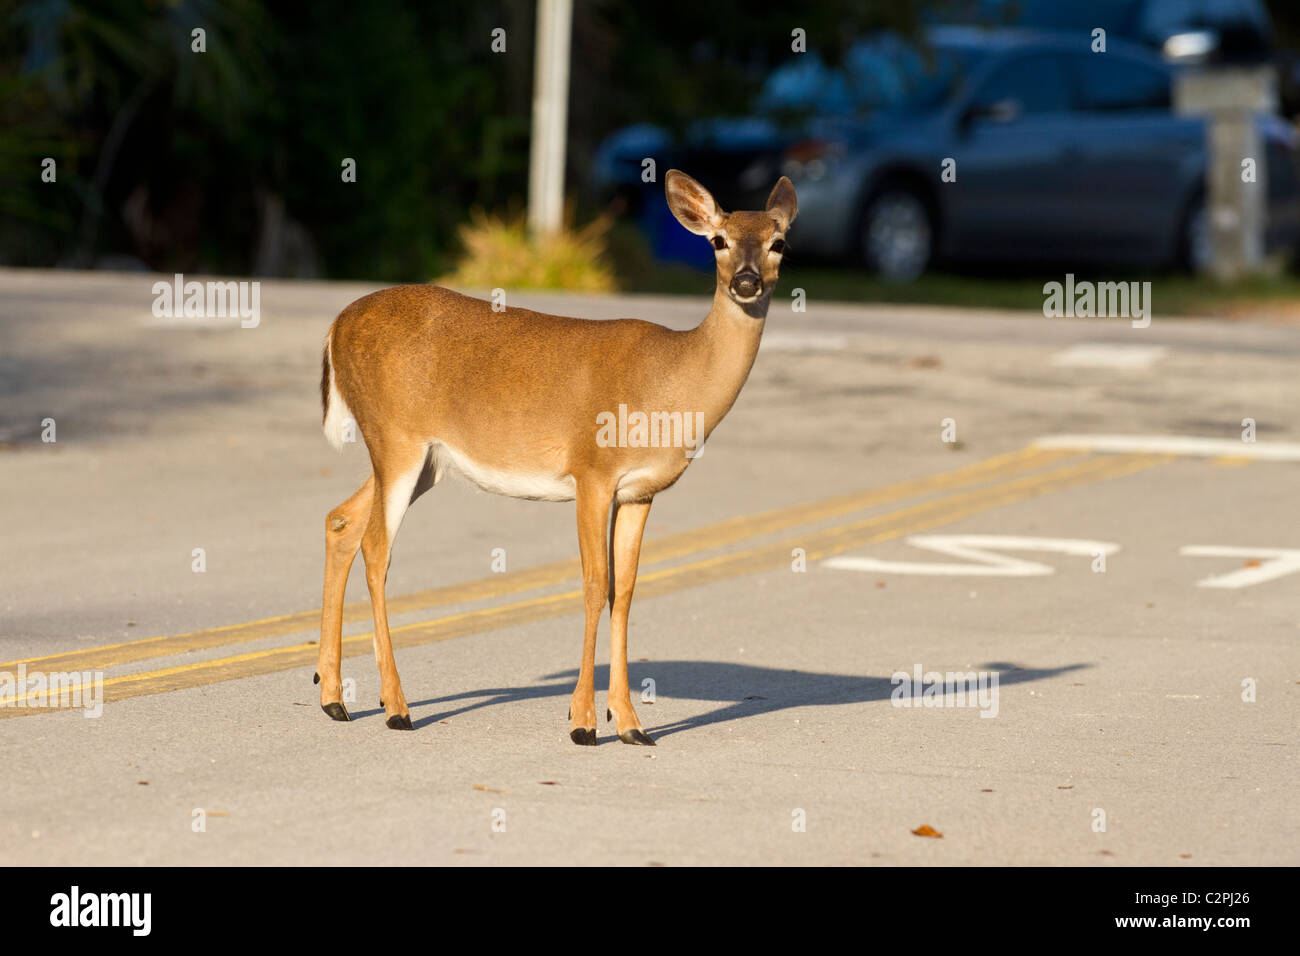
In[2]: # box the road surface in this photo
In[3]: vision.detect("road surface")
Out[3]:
[1,267,1296,865]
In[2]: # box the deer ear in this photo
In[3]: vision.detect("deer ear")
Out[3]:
[766,176,798,231]
[665,170,724,236]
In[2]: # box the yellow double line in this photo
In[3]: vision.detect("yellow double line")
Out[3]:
[0,446,1165,715]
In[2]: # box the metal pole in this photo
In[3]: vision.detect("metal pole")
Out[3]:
[527,0,573,238]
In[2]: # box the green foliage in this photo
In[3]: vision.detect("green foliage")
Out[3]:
[1,0,924,281]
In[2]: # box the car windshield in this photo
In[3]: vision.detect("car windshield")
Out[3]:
[756,35,984,119]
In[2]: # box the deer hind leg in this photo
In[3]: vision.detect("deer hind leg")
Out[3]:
[569,481,614,745]
[317,474,375,721]
[361,441,432,731]
[607,498,655,745]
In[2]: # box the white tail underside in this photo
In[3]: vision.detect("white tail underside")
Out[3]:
[322,338,353,452]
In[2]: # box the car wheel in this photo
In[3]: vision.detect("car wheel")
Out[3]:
[860,188,932,281]
[1182,199,1213,275]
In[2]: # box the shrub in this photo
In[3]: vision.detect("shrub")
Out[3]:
[439,209,617,292]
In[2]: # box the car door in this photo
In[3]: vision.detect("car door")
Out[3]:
[1063,50,1203,262]
[945,52,1081,258]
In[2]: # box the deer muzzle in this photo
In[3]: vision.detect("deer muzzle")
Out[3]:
[729,271,762,299]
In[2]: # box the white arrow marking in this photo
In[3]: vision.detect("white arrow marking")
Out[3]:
[1179,546,1300,589]
[823,535,1120,577]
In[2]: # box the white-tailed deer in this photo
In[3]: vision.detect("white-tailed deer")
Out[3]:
[316,170,796,745]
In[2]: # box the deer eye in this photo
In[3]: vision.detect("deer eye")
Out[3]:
[770,239,786,254]
[711,235,727,251]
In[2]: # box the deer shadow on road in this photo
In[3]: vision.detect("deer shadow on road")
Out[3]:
[357,660,1088,738]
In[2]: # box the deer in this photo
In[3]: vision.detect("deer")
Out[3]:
[315,170,796,745]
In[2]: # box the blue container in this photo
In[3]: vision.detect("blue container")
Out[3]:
[644,196,715,271]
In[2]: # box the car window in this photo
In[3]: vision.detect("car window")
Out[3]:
[755,36,986,118]
[974,55,1073,113]
[1077,54,1172,110]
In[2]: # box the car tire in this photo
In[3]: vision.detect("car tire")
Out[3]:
[859,187,933,281]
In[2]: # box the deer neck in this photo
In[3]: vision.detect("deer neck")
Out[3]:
[680,281,769,433]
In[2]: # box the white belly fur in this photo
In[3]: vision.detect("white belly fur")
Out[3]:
[432,441,577,502]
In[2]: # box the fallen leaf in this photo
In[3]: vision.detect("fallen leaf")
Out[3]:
[907,355,942,369]
[1179,853,1191,859]
[1099,849,1115,856]
[1058,785,1074,790]
[473,784,509,795]
[1243,559,1262,568]
[980,789,995,793]
[911,824,943,838]
[137,781,149,786]
[538,781,558,786]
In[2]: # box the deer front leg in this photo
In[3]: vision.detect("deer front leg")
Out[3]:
[317,475,374,721]
[607,499,654,745]
[569,483,612,745]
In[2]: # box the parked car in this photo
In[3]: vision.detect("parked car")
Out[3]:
[596,26,1300,280]
[939,0,1276,65]
[940,0,1300,116]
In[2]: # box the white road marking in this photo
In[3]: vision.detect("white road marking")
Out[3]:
[1036,434,1300,461]
[1179,546,1300,589]
[1049,343,1167,369]
[824,534,1119,577]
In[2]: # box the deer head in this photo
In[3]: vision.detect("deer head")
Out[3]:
[665,169,797,312]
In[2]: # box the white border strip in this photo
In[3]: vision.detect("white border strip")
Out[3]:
[1035,434,1300,461]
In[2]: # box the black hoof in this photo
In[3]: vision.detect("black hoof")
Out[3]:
[379,699,384,708]
[606,708,612,722]
[313,671,320,685]
[567,707,571,720]
[570,728,597,746]
[619,728,656,746]
[321,701,350,722]
[386,713,413,731]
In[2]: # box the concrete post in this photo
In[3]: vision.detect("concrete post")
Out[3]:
[1174,67,1277,280]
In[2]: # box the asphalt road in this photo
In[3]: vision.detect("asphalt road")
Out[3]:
[1,267,1297,865]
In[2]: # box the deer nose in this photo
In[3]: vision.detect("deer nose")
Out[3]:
[730,271,762,299]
